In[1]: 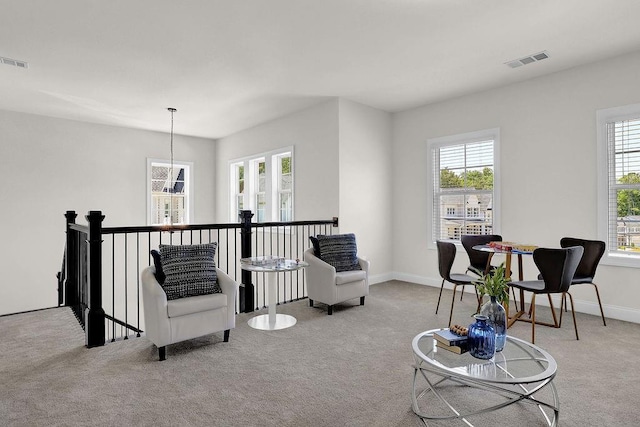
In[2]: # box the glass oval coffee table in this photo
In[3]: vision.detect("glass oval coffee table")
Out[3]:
[412,329,559,426]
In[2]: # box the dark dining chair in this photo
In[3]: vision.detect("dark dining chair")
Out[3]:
[460,234,518,305]
[508,246,583,344]
[461,234,503,276]
[435,241,478,327]
[560,237,606,326]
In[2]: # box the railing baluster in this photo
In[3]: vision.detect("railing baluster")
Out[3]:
[290,225,294,302]
[61,211,336,344]
[124,233,128,340]
[111,235,116,343]
[136,232,141,337]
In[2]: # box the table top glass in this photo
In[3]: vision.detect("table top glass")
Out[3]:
[240,256,308,272]
[412,329,557,385]
[472,244,535,255]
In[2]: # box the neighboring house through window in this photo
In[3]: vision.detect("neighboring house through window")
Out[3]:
[147,159,192,225]
[427,128,500,246]
[230,148,294,222]
[598,103,640,267]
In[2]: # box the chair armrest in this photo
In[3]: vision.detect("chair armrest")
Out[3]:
[357,256,370,274]
[216,268,238,298]
[216,268,238,327]
[304,248,337,278]
[141,266,171,346]
[304,248,338,303]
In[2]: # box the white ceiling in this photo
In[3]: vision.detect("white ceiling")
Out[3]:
[2,0,640,139]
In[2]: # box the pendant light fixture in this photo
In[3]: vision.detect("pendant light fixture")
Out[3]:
[167,107,176,226]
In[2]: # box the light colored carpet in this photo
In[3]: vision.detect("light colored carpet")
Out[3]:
[1,281,639,426]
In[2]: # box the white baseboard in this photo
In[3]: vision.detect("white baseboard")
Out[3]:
[369,272,395,285]
[385,271,640,324]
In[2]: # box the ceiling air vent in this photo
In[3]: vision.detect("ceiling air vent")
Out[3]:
[505,51,550,69]
[1,56,29,69]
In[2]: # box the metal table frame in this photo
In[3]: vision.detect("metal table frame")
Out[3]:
[471,244,533,328]
[411,329,559,426]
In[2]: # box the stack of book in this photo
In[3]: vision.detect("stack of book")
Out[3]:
[433,329,469,354]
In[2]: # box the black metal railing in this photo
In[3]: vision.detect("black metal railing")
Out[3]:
[59,210,338,347]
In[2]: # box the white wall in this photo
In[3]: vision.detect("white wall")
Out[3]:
[215,99,394,280]
[6,51,640,322]
[0,110,216,315]
[392,50,640,322]
[338,99,393,279]
[215,99,341,222]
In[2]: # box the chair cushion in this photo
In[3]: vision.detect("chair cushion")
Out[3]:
[336,270,367,285]
[159,243,221,300]
[509,280,546,293]
[450,273,475,285]
[167,292,227,318]
[571,275,594,284]
[316,234,362,272]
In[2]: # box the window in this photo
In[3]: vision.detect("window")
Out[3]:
[277,153,293,222]
[253,158,266,222]
[233,163,245,215]
[147,159,192,225]
[428,129,500,247]
[230,148,294,223]
[597,104,640,266]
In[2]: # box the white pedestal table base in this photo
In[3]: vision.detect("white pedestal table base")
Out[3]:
[247,268,299,331]
[247,313,297,330]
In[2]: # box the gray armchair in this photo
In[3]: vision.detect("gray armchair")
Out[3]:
[303,248,370,315]
[141,266,237,360]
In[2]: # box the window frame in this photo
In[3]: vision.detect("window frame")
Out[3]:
[276,152,293,222]
[146,158,194,226]
[427,128,501,250]
[597,103,640,268]
[229,147,294,223]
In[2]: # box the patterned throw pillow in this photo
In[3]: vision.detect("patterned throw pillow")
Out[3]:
[159,243,221,300]
[315,234,362,272]
[309,235,321,257]
[150,250,165,284]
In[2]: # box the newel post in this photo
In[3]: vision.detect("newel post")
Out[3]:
[64,211,78,307]
[85,210,105,348]
[239,210,254,313]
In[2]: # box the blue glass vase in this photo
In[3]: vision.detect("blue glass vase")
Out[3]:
[480,296,507,352]
[468,314,496,360]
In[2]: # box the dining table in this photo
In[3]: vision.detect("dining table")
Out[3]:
[472,242,537,328]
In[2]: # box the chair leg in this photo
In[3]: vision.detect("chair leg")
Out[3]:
[547,294,559,328]
[591,283,607,326]
[530,294,537,344]
[223,329,230,342]
[158,346,166,361]
[360,296,365,306]
[566,292,579,340]
[328,305,333,315]
[309,299,314,307]
[435,279,445,314]
[448,285,458,328]
[511,287,519,311]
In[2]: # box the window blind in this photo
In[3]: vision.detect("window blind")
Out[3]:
[432,139,494,242]
[607,118,640,252]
